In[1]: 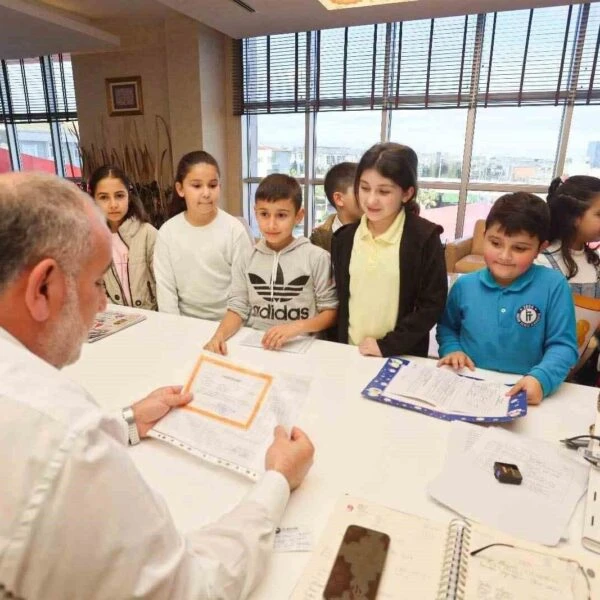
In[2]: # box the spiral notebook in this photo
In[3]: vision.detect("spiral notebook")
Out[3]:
[362,358,527,423]
[291,496,598,599]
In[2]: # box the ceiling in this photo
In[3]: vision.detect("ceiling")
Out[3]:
[155,0,589,39]
[0,0,119,59]
[41,0,172,20]
[0,0,592,60]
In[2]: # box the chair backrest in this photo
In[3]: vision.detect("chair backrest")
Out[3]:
[471,219,487,255]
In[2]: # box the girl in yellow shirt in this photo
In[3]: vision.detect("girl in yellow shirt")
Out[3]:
[331,142,447,357]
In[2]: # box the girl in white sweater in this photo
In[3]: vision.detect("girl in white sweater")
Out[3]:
[154,151,252,320]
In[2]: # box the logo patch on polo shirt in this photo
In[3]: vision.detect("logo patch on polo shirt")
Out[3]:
[516,304,541,327]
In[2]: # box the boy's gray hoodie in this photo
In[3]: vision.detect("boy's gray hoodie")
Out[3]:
[227,236,338,330]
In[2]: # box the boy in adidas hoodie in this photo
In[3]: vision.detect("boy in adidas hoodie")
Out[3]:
[204,174,338,354]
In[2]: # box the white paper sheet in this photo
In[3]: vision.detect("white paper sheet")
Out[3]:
[465,527,592,600]
[385,362,511,417]
[240,329,315,354]
[149,354,311,480]
[428,423,589,545]
[274,527,313,552]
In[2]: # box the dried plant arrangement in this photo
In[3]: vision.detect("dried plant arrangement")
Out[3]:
[78,115,174,228]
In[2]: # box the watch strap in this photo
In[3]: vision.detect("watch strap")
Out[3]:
[121,406,140,446]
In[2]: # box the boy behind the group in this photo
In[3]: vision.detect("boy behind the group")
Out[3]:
[205,174,338,354]
[437,192,578,404]
[310,162,361,253]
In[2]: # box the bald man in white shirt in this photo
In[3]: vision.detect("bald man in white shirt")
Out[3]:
[0,172,314,600]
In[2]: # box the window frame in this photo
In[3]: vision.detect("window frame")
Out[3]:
[0,54,78,176]
[241,6,593,239]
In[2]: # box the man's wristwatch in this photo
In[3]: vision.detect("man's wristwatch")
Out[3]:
[121,406,140,446]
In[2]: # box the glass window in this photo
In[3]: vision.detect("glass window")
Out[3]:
[462,190,548,239]
[418,189,459,241]
[314,111,381,179]
[389,109,467,183]
[246,183,261,238]
[313,184,333,226]
[16,123,56,173]
[462,191,505,238]
[470,106,562,185]
[313,111,380,225]
[59,121,81,178]
[250,114,305,177]
[564,106,600,177]
[0,124,11,173]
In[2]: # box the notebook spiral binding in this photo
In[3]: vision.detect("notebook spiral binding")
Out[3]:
[437,519,471,600]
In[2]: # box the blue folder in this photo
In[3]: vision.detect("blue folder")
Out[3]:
[362,358,528,423]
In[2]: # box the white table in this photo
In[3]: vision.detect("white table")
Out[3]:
[65,308,599,599]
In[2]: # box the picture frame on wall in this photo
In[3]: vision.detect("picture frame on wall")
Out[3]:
[105,76,144,117]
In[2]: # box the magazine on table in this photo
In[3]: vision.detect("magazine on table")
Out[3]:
[87,310,147,343]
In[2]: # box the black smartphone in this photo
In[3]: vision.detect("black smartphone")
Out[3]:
[323,524,391,600]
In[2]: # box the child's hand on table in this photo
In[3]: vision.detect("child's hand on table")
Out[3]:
[507,375,543,405]
[437,351,475,371]
[358,337,382,357]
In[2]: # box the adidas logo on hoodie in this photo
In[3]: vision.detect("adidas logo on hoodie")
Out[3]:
[226,237,337,329]
[249,268,310,321]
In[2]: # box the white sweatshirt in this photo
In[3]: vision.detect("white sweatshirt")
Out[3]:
[154,210,252,321]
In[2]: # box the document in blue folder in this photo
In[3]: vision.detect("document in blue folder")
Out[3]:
[362,358,527,423]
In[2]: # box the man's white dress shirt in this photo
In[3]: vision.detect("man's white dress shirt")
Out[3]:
[0,328,289,599]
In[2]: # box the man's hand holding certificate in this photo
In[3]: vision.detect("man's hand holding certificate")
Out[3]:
[148,353,311,480]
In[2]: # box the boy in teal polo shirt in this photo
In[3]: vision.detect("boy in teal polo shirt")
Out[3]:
[437,192,578,404]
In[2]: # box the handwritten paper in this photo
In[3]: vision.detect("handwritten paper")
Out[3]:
[274,527,313,552]
[385,362,511,417]
[428,423,589,545]
[149,354,311,480]
[240,330,315,354]
[465,525,593,600]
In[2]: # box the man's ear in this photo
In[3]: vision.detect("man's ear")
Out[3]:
[24,258,64,323]
[295,207,305,224]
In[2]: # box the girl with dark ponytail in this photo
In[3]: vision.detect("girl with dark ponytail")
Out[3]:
[538,175,600,294]
[538,175,600,384]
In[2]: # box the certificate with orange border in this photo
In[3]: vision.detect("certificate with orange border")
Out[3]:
[182,354,273,430]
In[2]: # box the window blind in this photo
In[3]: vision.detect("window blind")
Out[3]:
[233,3,600,114]
[0,54,77,123]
